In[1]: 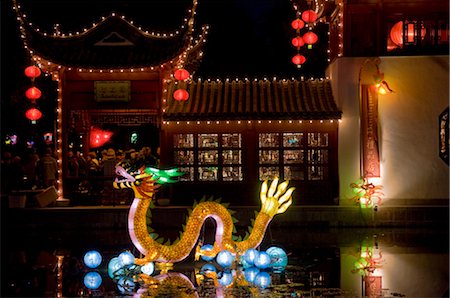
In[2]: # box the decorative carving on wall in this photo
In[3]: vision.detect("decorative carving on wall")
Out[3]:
[439,107,449,165]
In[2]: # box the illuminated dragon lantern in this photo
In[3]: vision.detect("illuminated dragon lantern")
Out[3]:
[113,164,295,266]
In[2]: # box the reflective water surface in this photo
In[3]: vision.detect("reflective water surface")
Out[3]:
[2,227,448,297]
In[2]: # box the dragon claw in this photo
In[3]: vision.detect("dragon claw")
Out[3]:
[260,178,295,217]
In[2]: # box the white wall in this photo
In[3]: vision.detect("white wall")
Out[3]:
[328,56,449,205]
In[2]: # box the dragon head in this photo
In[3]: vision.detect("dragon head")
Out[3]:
[113,163,183,199]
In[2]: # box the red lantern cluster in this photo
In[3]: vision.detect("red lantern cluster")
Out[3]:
[173,67,190,101]
[89,127,113,148]
[24,65,43,123]
[290,6,319,68]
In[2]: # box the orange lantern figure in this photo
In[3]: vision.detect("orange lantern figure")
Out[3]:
[301,10,318,23]
[25,108,42,121]
[24,66,41,79]
[291,18,305,30]
[174,89,189,101]
[292,54,306,67]
[291,36,305,48]
[303,31,318,48]
[25,86,42,100]
[174,68,190,81]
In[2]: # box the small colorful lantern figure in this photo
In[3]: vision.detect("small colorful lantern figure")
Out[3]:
[303,31,318,49]
[292,54,306,67]
[174,68,190,81]
[301,10,318,24]
[174,89,189,101]
[25,86,42,101]
[25,108,42,122]
[24,65,41,79]
[291,18,305,31]
[83,271,102,290]
[83,250,102,269]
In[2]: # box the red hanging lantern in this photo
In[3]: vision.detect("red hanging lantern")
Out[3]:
[291,18,305,30]
[174,68,190,81]
[173,89,189,101]
[24,66,41,79]
[25,108,42,121]
[303,31,318,47]
[292,54,306,66]
[25,86,42,100]
[291,36,305,48]
[301,10,318,23]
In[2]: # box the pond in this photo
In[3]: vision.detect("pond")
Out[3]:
[2,227,448,297]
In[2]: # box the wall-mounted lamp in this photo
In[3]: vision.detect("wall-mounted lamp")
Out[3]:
[376,80,393,95]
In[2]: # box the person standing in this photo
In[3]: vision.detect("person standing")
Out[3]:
[38,147,58,188]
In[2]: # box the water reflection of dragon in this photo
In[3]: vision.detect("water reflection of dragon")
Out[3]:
[113,164,295,265]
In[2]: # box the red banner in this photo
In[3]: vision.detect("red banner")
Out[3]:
[361,85,380,177]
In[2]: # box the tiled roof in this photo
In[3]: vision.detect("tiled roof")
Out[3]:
[164,78,342,120]
[22,16,192,68]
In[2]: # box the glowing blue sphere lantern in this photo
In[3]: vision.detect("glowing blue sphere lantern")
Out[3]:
[216,250,234,268]
[83,271,102,290]
[266,246,288,272]
[254,271,271,289]
[118,251,135,267]
[108,257,123,278]
[244,266,260,284]
[243,248,259,265]
[253,251,271,269]
[83,250,102,269]
[200,244,215,261]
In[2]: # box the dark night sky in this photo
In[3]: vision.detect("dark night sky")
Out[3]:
[1,0,329,144]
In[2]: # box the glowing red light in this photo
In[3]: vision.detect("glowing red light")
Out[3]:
[24,66,41,79]
[292,54,306,66]
[174,89,189,101]
[291,36,305,48]
[25,108,42,121]
[291,19,305,30]
[174,69,190,81]
[301,10,318,23]
[25,86,42,100]
[303,31,318,45]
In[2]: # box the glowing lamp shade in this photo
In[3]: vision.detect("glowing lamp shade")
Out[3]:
[174,68,190,81]
[25,108,42,121]
[303,31,318,45]
[291,36,305,48]
[216,250,234,268]
[83,250,102,269]
[243,248,259,265]
[390,21,404,47]
[218,271,234,287]
[118,251,135,267]
[266,246,288,271]
[253,251,271,269]
[292,54,306,66]
[83,271,102,290]
[140,262,155,275]
[25,87,42,100]
[291,18,305,30]
[24,66,41,79]
[108,257,122,278]
[200,244,215,261]
[254,271,271,289]
[244,266,260,284]
[90,127,112,148]
[301,10,318,23]
[117,277,135,293]
[173,89,189,101]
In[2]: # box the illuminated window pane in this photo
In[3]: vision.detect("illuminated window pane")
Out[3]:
[259,167,279,181]
[308,166,327,180]
[308,133,328,147]
[179,167,194,181]
[174,150,194,165]
[222,150,241,164]
[199,167,218,181]
[259,150,279,164]
[223,167,243,181]
[222,133,241,147]
[307,149,328,164]
[198,150,218,164]
[174,134,194,148]
[284,166,305,180]
[283,133,303,147]
[284,150,304,164]
[198,134,218,148]
[259,133,279,147]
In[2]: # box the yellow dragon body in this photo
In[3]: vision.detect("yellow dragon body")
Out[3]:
[113,165,295,265]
